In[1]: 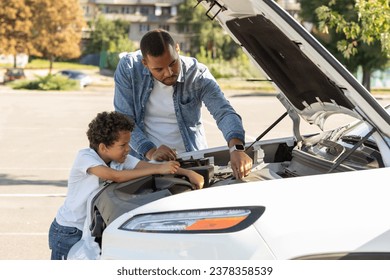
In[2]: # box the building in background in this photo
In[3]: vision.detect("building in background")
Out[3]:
[78,0,300,53]
[78,0,189,52]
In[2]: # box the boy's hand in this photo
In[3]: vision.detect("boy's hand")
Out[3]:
[158,161,180,174]
[186,171,204,190]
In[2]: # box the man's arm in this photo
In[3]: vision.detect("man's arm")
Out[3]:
[198,68,253,178]
[199,67,246,144]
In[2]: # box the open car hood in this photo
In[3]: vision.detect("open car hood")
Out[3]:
[198,0,390,137]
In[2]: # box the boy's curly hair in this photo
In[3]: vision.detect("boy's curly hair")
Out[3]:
[87,111,134,151]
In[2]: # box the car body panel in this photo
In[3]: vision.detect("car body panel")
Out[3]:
[102,222,272,260]
[57,70,92,87]
[101,167,390,260]
[3,68,26,83]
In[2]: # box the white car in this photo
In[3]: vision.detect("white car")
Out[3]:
[57,70,92,88]
[84,0,390,260]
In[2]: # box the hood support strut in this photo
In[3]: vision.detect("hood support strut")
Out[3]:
[246,93,305,152]
[327,127,377,173]
[277,94,303,144]
[246,111,288,152]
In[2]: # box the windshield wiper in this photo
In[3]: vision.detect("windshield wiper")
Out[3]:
[328,127,377,173]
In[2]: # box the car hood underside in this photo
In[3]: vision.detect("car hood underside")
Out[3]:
[200,0,390,137]
[227,15,355,121]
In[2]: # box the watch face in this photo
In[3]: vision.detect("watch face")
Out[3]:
[229,144,245,153]
[235,144,245,151]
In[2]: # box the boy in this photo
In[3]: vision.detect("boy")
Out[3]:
[49,111,203,260]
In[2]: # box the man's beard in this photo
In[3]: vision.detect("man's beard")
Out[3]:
[159,74,178,86]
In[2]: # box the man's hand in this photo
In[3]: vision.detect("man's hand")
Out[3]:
[157,161,180,174]
[230,151,253,179]
[146,145,177,161]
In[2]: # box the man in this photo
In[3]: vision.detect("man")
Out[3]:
[114,29,252,179]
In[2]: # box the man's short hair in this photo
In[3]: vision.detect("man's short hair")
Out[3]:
[87,111,134,150]
[140,29,175,58]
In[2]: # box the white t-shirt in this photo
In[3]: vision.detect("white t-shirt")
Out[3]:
[55,148,140,230]
[144,79,186,153]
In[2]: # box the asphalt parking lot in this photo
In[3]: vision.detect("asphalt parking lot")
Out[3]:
[0,85,117,259]
[0,80,389,260]
[0,82,237,260]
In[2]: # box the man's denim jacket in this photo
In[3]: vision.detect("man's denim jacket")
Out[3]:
[114,50,245,159]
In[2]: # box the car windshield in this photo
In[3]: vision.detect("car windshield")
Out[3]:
[69,72,83,78]
[59,71,83,78]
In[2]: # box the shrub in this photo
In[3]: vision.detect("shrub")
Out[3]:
[196,47,262,79]
[11,74,79,91]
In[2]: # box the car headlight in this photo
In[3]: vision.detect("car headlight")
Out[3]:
[119,206,265,233]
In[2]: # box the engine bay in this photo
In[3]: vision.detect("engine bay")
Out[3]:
[89,115,386,245]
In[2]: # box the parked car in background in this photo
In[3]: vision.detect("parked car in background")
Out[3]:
[3,68,26,83]
[57,70,92,88]
[69,0,390,260]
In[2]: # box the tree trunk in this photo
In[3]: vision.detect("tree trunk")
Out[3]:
[49,57,53,75]
[361,66,371,92]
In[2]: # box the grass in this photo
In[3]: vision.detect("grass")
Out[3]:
[1,59,388,94]
[218,78,390,95]
[0,59,99,71]
[217,78,276,93]
[26,59,99,70]
[372,88,390,95]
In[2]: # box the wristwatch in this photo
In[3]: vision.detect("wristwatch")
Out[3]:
[229,144,245,153]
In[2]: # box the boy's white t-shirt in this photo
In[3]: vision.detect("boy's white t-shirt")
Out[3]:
[144,79,186,153]
[55,148,140,230]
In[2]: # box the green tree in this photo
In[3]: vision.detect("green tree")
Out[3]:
[299,0,389,91]
[85,15,133,54]
[177,0,205,56]
[31,0,85,73]
[0,0,34,67]
[177,0,239,59]
[316,0,390,57]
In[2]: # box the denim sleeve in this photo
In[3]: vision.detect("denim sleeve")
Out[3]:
[113,58,133,119]
[200,68,246,144]
[114,56,156,159]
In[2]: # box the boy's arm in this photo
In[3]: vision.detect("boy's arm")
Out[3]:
[176,168,205,189]
[87,161,180,183]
